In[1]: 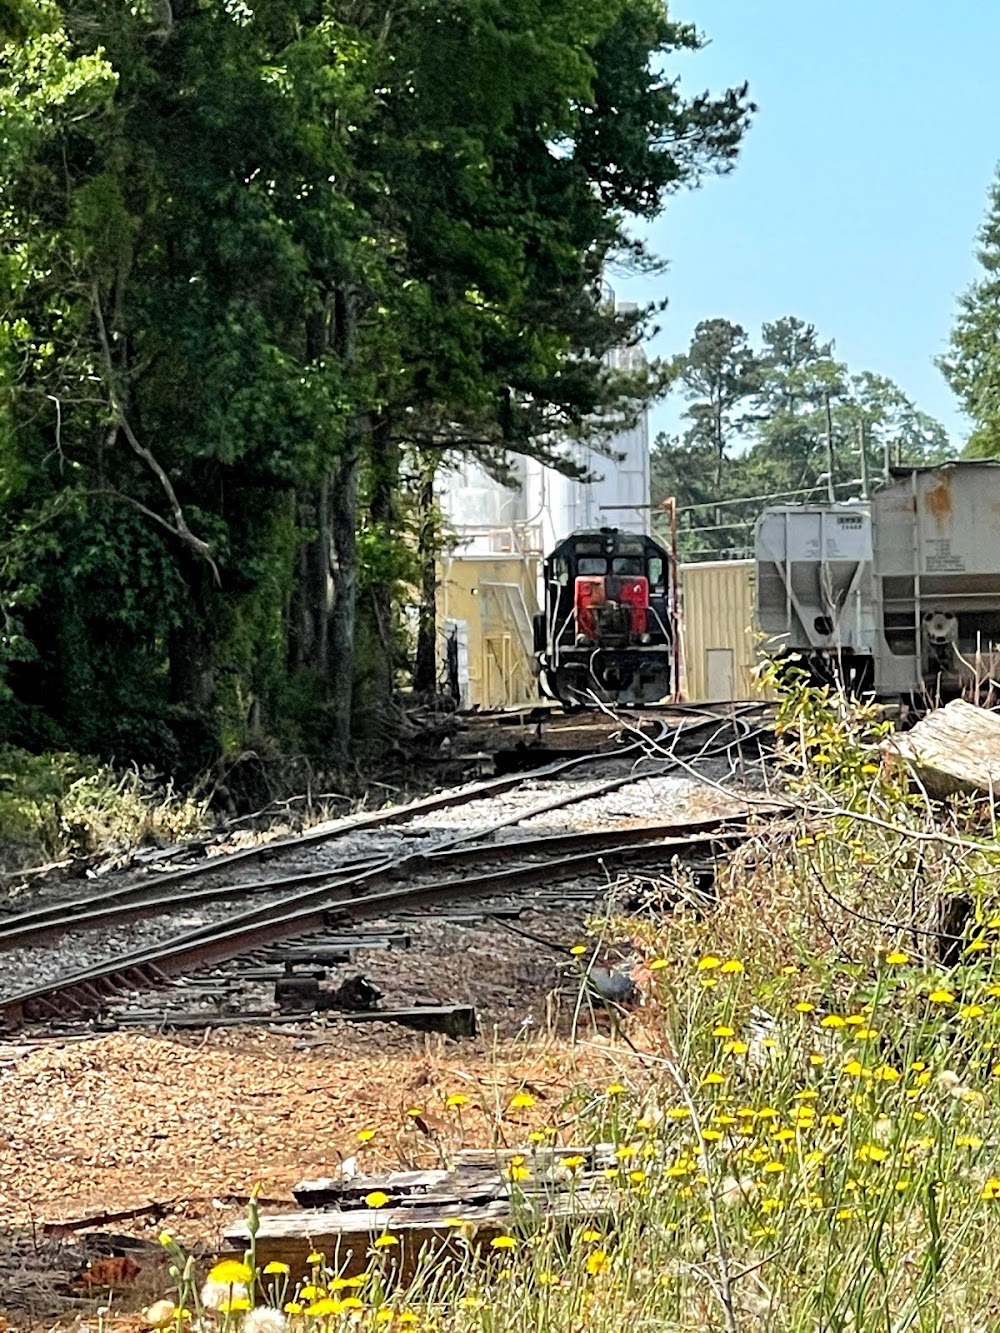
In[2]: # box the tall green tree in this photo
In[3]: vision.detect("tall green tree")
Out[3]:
[940,168,1000,456]
[671,318,760,485]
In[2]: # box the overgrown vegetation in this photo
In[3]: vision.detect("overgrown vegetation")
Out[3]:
[140,682,1000,1332]
[0,747,207,872]
[0,0,752,777]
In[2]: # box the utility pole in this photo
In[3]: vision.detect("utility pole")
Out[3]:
[823,393,836,503]
[857,418,870,500]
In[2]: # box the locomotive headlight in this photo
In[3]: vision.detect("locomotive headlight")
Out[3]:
[640,633,651,645]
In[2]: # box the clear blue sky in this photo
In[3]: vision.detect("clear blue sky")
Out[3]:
[614,0,999,448]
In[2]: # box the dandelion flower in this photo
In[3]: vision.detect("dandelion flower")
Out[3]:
[491,1236,517,1250]
[928,989,955,1004]
[561,1155,586,1170]
[581,1228,602,1242]
[365,1191,390,1208]
[697,955,722,971]
[795,1001,816,1013]
[445,1093,470,1108]
[628,1170,646,1185]
[585,1250,610,1275]
[960,1004,985,1019]
[308,1299,344,1317]
[244,1309,289,1333]
[966,939,990,953]
[702,1072,725,1085]
[509,1091,536,1109]
[157,1232,174,1248]
[872,1064,900,1082]
[857,1144,888,1162]
[508,1164,530,1182]
[835,1207,858,1220]
[809,1053,825,1066]
[537,1271,560,1286]
[843,1060,865,1077]
[283,1303,304,1316]
[701,1129,723,1142]
[982,1178,1000,1201]
[357,1128,376,1143]
[762,1161,784,1174]
[406,1107,423,1118]
[821,1015,846,1028]
[306,1252,325,1266]
[885,951,908,965]
[713,1026,735,1038]
[208,1260,253,1286]
[569,944,587,956]
[201,1279,250,1311]
[649,959,668,971]
[220,1297,252,1315]
[721,959,744,974]
[957,1134,984,1149]
[373,1234,399,1249]
[605,1083,627,1096]
[264,1261,290,1276]
[780,965,798,975]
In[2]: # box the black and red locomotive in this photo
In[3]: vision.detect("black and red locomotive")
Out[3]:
[533,528,675,706]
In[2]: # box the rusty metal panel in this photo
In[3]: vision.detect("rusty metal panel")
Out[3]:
[679,561,762,702]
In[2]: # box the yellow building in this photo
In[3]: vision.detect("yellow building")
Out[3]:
[679,559,763,702]
[438,546,541,709]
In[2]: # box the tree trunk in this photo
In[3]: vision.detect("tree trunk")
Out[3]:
[289,481,332,676]
[364,410,399,715]
[330,425,361,761]
[414,453,439,693]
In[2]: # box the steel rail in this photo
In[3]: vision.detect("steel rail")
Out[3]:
[0,717,773,1030]
[0,829,745,1029]
[0,813,757,950]
[0,712,726,947]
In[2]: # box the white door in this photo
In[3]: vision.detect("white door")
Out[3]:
[706,648,735,702]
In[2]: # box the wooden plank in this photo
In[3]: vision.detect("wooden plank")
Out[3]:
[883,699,1000,798]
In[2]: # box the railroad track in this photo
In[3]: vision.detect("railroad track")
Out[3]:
[0,704,774,1034]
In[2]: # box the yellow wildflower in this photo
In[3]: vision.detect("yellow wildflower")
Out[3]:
[445,1093,470,1108]
[373,1235,398,1249]
[365,1191,390,1208]
[605,1083,627,1096]
[586,1250,610,1275]
[821,1015,846,1028]
[721,959,744,974]
[698,955,722,971]
[308,1299,344,1317]
[960,1004,986,1019]
[357,1128,376,1143]
[928,989,955,1004]
[885,951,909,965]
[207,1261,253,1286]
[491,1236,517,1250]
[509,1091,536,1109]
[569,944,587,956]
[649,958,668,970]
[795,1001,816,1013]
[713,1025,735,1038]
[219,1297,251,1315]
[702,1072,725,1085]
[264,1261,290,1275]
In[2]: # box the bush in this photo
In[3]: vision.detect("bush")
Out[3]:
[0,747,208,873]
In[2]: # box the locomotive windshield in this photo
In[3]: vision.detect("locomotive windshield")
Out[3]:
[578,557,607,575]
[611,557,643,576]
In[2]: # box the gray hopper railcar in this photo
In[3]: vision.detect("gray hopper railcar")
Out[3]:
[754,461,1000,700]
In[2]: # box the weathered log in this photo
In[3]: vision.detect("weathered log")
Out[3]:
[882,699,1000,799]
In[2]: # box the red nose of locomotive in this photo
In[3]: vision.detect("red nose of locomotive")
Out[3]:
[574,574,649,642]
